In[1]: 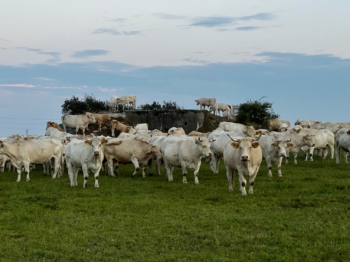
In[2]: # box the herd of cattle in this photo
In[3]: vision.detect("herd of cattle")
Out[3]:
[1,104,350,194]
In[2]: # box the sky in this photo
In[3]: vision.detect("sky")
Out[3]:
[0,0,349,136]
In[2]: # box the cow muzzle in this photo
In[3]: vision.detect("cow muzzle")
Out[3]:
[241,155,249,161]
[94,151,100,156]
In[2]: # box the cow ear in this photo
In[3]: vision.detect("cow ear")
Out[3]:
[347,130,350,135]
[85,141,91,146]
[252,141,260,148]
[271,143,278,148]
[231,142,239,149]
[296,129,301,134]
[287,143,294,149]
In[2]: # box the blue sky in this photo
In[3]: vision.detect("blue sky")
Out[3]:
[0,0,349,136]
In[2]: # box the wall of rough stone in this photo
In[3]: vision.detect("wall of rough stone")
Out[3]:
[110,110,205,133]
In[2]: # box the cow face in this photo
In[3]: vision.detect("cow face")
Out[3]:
[303,135,315,147]
[271,140,290,158]
[85,138,104,156]
[231,138,259,161]
[195,138,212,158]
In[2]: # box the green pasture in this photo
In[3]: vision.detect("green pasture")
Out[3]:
[0,154,349,261]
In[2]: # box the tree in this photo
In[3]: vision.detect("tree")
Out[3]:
[61,94,109,114]
[235,99,279,128]
[138,101,183,110]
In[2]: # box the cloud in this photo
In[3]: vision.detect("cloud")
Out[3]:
[92,28,140,36]
[190,17,235,27]
[153,13,186,20]
[235,26,261,31]
[183,58,211,64]
[23,48,61,63]
[0,83,35,88]
[189,12,275,27]
[71,49,110,59]
[98,87,116,92]
[105,17,127,23]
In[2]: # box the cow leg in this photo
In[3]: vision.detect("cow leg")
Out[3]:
[21,162,31,181]
[82,165,89,188]
[193,160,202,184]
[345,151,348,164]
[130,156,140,176]
[277,157,283,177]
[308,147,314,161]
[292,152,298,165]
[156,155,163,176]
[94,167,101,188]
[248,168,259,194]
[238,174,247,196]
[181,162,188,184]
[66,160,76,186]
[265,157,273,177]
[52,156,61,179]
[164,161,173,182]
[16,168,22,182]
[107,159,115,177]
[210,154,220,174]
[335,145,340,164]
[141,167,147,178]
[225,165,234,192]
[98,124,102,132]
[330,146,334,159]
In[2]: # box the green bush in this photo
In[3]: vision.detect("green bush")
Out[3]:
[236,98,279,128]
[61,94,109,114]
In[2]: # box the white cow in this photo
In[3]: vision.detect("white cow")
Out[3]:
[269,131,315,164]
[223,136,262,195]
[259,135,293,177]
[109,95,118,111]
[335,128,350,164]
[65,137,108,188]
[160,136,212,184]
[208,129,251,174]
[103,138,160,178]
[61,112,96,135]
[116,95,137,110]
[314,122,343,134]
[294,119,321,129]
[209,103,232,117]
[291,128,334,161]
[134,123,148,131]
[195,97,216,110]
[0,138,64,182]
[217,122,257,138]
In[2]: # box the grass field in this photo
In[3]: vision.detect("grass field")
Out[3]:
[0,153,349,261]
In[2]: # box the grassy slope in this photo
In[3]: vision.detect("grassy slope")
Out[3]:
[0,154,349,261]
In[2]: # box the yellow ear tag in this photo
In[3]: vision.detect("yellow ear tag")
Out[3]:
[85,142,90,146]
[232,142,239,149]
[288,145,293,149]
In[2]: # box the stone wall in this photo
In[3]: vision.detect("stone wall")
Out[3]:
[110,109,205,133]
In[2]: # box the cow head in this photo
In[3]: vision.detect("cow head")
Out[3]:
[228,135,260,161]
[85,138,105,156]
[195,137,212,158]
